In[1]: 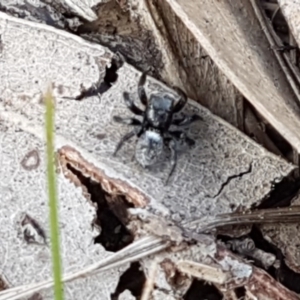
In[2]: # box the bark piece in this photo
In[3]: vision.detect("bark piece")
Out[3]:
[0,12,294,228]
[0,121,128,299]
[0,11,296,300]
[0,10,295,237]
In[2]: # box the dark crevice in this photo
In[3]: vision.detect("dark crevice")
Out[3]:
[250,226,300,293]
[59,11,88,24]
[234,286,246,299]
[98,56,121,94]
[66,163,134,252]
[256,177,300,209]
[276,260,300,293]
[183,279,222,300]
[264,5,291,41]
[245,101,293,158]
[211,163,252,198]
[69,54,124,100]
[248,226,281,258]
[111,262,146,300]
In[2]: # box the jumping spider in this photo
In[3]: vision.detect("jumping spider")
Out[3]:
[113,72,202,184]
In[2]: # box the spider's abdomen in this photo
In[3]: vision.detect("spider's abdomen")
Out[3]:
[146,95,173,129]
[135,131,163,168]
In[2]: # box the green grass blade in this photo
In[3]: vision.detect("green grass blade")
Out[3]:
[44,89,64,300]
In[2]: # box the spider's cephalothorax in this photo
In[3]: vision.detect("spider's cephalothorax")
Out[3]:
[113,72,202,184]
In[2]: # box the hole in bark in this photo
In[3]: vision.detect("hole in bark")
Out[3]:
[256,177,300,209]
[111,262,146,300]
[183,279,222,300]
[234,286,246,298]
[66,163,134,252]
[97,57,120,94]
[71,54,124,100]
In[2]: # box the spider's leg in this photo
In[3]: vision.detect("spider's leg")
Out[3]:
[138,72,148,106]
[113,116,142,126]
[172,87,187,113]
[169,130,196,146]
[123,92,144,116]
[165,139,178,185]
[172,114,203,127]
[136,118,149,137]
[113,130,137,157]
